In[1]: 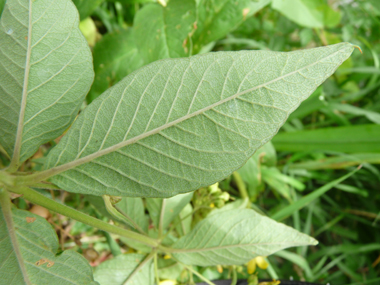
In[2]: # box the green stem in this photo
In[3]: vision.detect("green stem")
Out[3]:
[230,266,237,285]
[232,172,250,205]
[0,189,31,284]
[0,170,17,186]
[9,186,159,248]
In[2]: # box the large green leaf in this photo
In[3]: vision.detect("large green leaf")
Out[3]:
[94,253,153,285]
[192,0,271,53]
[0,190,97,285]
[87,29,144,103]
[272,0,341,28]
[42,43,354,198]
[171,208,317,266]
[0,0,94,168]
[272,124,380,153]
[72,0,104,20]
[133,0,196,64]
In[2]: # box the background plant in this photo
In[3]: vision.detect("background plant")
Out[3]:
[0,0,379,285]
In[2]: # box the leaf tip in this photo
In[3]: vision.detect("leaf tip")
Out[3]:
[310,238,319,246]
[353,45,363,54]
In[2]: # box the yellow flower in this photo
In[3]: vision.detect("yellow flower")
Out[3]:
[247,256,269,274]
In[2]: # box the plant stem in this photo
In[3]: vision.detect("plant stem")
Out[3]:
[230,266,237,285]
[9,186,159,248]
[232,171,249,203]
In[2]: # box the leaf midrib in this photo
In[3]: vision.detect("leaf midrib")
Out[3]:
[171,240,315,254]
[34,45,350,181]
[9,0,33,170]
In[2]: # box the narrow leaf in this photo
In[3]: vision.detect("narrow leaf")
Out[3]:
[94,253,153,285]
[272,124,380,153]
[0,0,94,167]
[0,190,97,285]
[171,208,317,266]
[271,167,360,221]
[42,43,354,197]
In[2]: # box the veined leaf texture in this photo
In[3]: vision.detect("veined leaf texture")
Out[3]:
[43,43,354,197]
[0,0,93,166]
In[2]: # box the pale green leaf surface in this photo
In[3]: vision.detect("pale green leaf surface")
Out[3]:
[72,0,104,20]
[147,192,193,229]
[171,209,317,266]
[192,0,270,53]
[0,198,97,284]
[94,253,153,285]
[43,43,354,198]
[87,29,144,103]
[0,0,94,165]
[133,0,196,64]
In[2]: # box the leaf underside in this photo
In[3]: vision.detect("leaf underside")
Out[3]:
[0,200,97,285]
[0,0,94,165]
[172,208,318,266]
[44,43,354,198]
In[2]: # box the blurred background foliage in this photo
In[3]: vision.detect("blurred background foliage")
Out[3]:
[1,0,379,284]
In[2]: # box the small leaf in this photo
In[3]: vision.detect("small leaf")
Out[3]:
[133,0,196,64]
[0,0,94,166]
[94,253,153,285]
[147,192,193,229]
[171,209,317,266]
[43,43,354,198]
[0,191,97,285]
